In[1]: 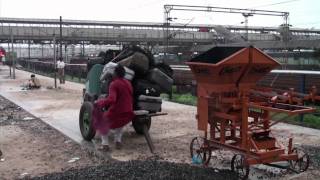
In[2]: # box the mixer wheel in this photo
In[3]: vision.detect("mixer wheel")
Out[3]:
[190,137,212,166]
[289,148,310,173]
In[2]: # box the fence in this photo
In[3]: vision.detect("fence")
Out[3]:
[17,59,320,95]
[18,59,87,83]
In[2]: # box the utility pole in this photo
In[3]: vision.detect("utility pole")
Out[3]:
[28,40,31,60]
[282,14,290,70]
[53,34,57,89]
[11,29,15,79]
[7,37,11,77]
[242,13,253,42]
[59,16,63,61]
[28,40,31,70]
[163,6,171,62]
[64,43,68,63]
[82,41,85,56]
[41,43,44,58]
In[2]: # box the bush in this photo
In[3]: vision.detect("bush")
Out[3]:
[171,93,197,106]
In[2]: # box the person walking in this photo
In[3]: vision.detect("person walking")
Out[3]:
[57,58,65,84]
[93,64,134,151]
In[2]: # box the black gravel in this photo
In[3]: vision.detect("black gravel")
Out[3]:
[28,160,237,180]
[0,95,54,135]
[0,95,33,125]
[302,145,320,168]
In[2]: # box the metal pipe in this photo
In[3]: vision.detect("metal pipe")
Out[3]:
[164,4,289,15]
[53,34,57,88]
[8,34,11,77]
[64,43,68,63]
[143,125,155,153]
[147,112,168,117]
[11,29,15,79]
[299,74,306,122]
[28,40,31,69]
[28,40,31,60]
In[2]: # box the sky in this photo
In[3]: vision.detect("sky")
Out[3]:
[0,0,319,29]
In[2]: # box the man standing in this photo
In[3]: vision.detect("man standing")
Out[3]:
[57,58,65,84]
[93,65,134,151]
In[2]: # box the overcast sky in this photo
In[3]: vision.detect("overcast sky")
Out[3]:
[0,0,319,29]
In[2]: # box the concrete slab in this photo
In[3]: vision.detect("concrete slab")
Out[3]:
[0,66,84,142]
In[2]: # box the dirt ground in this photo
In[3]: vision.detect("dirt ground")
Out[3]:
[1,97,319,180]
[1,66,320,180]
[0,95,102,180]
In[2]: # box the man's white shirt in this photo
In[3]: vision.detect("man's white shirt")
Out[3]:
[57,61,65,69]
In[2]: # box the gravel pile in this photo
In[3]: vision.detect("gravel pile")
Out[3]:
[302,145,320,168]
[0,95,32,125]
[29,160,237,180]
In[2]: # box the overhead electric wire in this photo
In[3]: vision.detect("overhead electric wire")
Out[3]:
[126,0,166,11]
[294,21,320,26]
[251,0,300,8]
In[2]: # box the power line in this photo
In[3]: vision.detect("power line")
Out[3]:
[294,21,320,25]
[126,0,165,12]
[251,0,300,8]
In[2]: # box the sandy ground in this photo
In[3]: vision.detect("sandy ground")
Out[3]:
[0,96,101,180]
[1,65,320,179]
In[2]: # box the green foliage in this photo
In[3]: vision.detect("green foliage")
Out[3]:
[164,86,197,106]
[272,111,320,130]
[166,91,320,129]
[294,114,320,129]
[171,85,177,94]
[171,93,197,106]
[64,74,86,84]
[162,92,197,106]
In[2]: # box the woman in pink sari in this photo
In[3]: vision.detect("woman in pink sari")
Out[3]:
[93,65,134,151]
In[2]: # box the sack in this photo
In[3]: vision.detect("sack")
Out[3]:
[100,62,117,81]
[100,62,135,81]
[154,63,173,78]
[118,52,149,75]
[147,68,173,93]
[113,45,155,67]
[123,67,135,81]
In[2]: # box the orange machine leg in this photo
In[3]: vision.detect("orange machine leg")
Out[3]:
[220,120,226,144]
[241,96,249,150]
